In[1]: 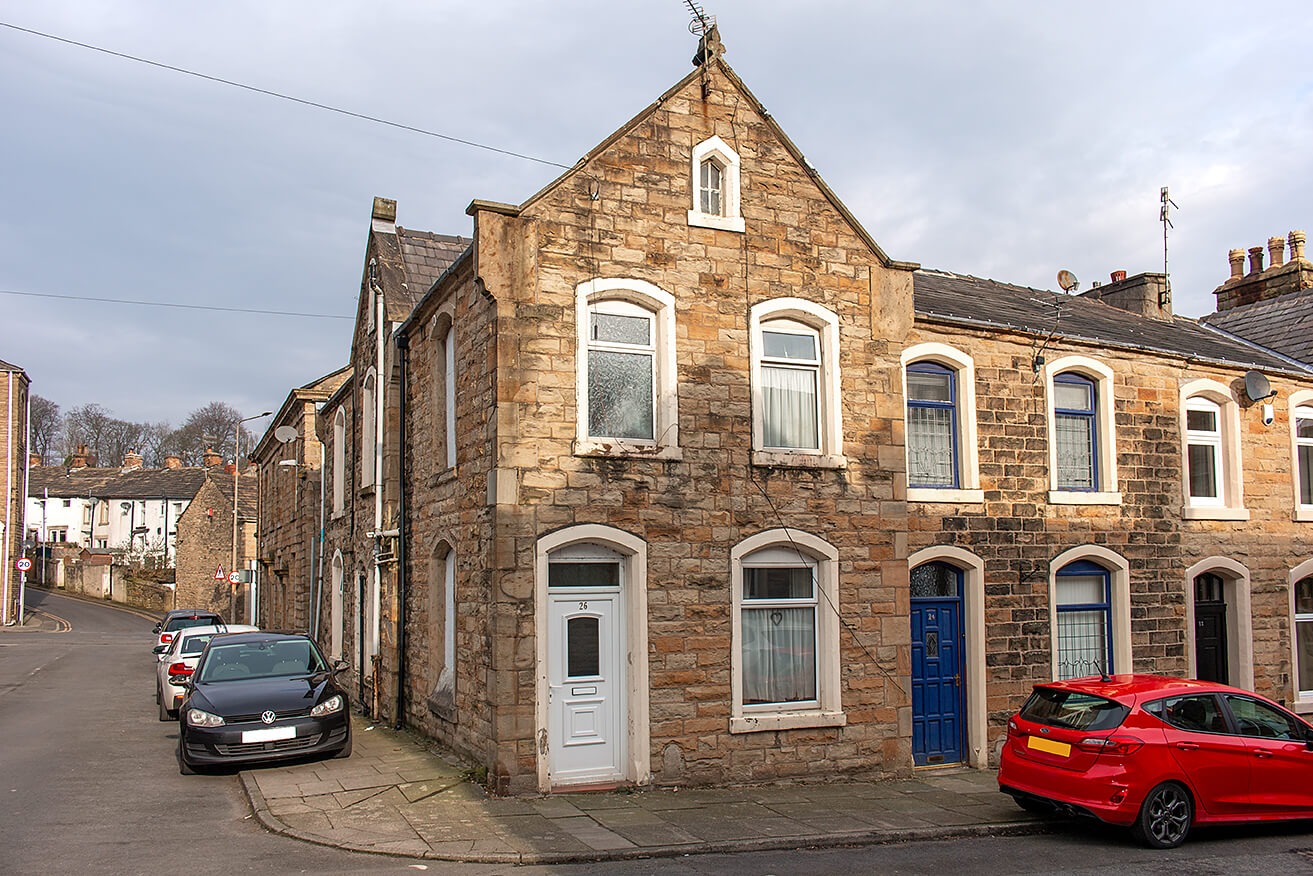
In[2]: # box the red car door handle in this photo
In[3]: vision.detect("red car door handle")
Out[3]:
[1254,750,1274,758]
[1176,742,1199,751]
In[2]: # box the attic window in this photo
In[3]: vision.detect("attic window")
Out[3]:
[688,135,744,233]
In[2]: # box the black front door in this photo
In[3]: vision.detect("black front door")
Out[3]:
[1194,573,1228,684]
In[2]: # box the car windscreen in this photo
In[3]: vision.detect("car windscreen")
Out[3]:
[180,634,216,656]
[197,640,328,682]
[165,615,220,633]
[1019,687,1129,732]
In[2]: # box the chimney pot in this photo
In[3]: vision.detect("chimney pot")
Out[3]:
[1110,270,1127,283]
[122,450,144,469]
[202,447,223,468]
[1228,248,1245,280]
[29,453,41,468]
[164,454,182,470]
[1268,236,1286,268]
[1248,246,1265,274]
[1290,230,1307,261]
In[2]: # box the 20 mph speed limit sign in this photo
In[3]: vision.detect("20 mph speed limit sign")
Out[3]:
[14,558,32,572]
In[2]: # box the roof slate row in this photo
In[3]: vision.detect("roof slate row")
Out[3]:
[1200,288,1313,367]
[29,466,209,500]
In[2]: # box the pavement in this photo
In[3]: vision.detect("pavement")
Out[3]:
[5,594,1044,864]
[240,714,1046,864]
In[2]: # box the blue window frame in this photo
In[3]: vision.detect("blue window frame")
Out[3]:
[1054,372,1098,491]
[906,362,959,488]
[1055,560,1112,679]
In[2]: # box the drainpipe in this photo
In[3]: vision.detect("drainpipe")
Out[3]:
[312,402,326,639]
[19,384,30,624]
[370,259,385,697]
[3,370,12,625]
[394,329,410,730]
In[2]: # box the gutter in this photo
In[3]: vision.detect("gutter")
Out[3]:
[394,329,410,731]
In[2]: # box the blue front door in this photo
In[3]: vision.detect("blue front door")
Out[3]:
[911,562,964,766]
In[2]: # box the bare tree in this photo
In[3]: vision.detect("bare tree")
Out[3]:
[29,395,61,464]
[136,422,174,467]
[167,402,256,465]
[63,403,114,465]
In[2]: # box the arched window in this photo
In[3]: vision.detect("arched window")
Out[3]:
[750,299,843,467]
[360,369,376,488]
[1049,546,1131,681]
[1043,356,1119,504]
[332,408,345,515]
[730,530,843,733]
[688,135,744,233]
[574,279,679,457]
[902,344,982,503]
[1180,379,1246,519]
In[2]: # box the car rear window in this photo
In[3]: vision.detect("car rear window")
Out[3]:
[1020,687,1129,732]
[165,615,220,633]
[181,634,215,656]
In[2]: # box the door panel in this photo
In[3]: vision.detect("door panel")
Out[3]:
[547,593,623,785]
[911,599,964,766]
[1223,694,1313,814]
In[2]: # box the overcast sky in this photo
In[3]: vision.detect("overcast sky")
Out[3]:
[3,2,1310,435]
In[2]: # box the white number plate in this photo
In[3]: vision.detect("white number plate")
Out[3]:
[242,726,295,743]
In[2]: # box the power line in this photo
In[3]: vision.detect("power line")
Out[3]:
[0,20,572,171]
[0,288,352,320]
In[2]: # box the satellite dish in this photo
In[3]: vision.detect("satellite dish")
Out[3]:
[1056,270,1080,293]
[1243,370,1274,402]
[274,425,299,443]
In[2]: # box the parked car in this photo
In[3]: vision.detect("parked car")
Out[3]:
[155,623,258,721]
[152,609,224,656]
[998,674,1313,849]
[178,631,351,774]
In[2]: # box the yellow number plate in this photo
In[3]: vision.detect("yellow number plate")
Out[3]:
[1027,735,1071,757]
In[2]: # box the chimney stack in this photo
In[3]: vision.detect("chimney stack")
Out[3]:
[1268,236,1286,269]
[122,450,143,470]
[202,447,223,468]
[372,196,397,234]
[1214,229,1313,311]
[70,445,90,469]
[163,454,182,470]
[29,453,41,468]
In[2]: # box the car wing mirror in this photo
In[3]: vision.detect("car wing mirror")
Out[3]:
[332,658,349,674]
[152,623,162,634]
[153,644,167,654]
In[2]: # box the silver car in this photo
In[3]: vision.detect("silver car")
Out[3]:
[156,624,258,720]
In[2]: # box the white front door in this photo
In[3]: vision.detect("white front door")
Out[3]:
[547,583,624,786]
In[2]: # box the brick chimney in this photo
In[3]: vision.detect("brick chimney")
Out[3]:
[1213,229,1313,312]
[1078,271,1172,320]
[202,447,223,467]
[122,450,144,470]
[70,444,90,469]
[163,454,182,470]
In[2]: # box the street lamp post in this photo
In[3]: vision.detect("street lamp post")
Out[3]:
[232,411,271,622]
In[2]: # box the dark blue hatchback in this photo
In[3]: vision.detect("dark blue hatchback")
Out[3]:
[178,631,351,773]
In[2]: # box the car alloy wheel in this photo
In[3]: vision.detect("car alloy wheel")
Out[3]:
[1135,782,1192,849]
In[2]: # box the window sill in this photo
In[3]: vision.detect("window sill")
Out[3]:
[1295,507,1313,523]
[1181,505,1251,521]
[1047,490,1122,506]
[573,439,682,461]
[751,450,847,470]
[1293,700,1313,716]
[908,487,984,504]
[687,210,745,233]
[730,710,847,734]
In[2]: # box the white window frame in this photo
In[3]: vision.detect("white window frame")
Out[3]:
[730,529,844,734]
[1042,356,1120,505]
[901,343,983,503]
[360,369,376,489]
[331,408,345,515]
[444,324,457,469]
[1290,391,1313,521]
[1289,558,1313,712]
[1047,546,1132,681]
[750,298,844,468]
[687,135,744,233]
[574,278,680,459]
[1180,379,1247,520]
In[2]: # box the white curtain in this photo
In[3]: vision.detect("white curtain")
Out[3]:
[907,406,953,485]
[742,607,816,704]
[762,365,818,450]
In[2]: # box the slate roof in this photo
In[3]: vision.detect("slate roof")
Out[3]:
[0,358,25,373]
[913,270,1310,374]
[28,466,209,500]
[1199,289,1313,367]
[391,227,469,316]
[207,469,258,520]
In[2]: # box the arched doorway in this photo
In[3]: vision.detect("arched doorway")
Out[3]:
[910,560,964,766]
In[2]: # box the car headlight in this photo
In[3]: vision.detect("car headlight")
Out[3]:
[310,694,344,717]
[185,708,225,728]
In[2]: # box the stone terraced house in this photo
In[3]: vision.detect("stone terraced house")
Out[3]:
[277,29,1313,794]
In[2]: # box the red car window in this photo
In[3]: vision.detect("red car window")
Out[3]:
[1019,688,1129,732]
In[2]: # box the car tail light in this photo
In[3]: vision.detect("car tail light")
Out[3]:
[1077,735,1143,756]
[161,633,174,644]
[168,662,193,677]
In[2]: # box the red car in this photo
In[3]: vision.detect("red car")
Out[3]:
[998,674,1313,848]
